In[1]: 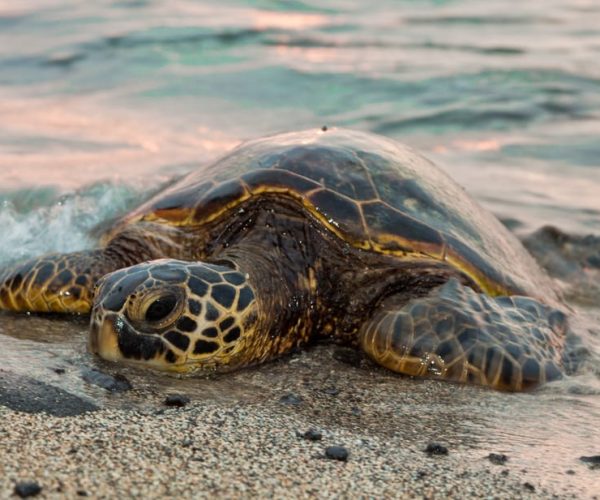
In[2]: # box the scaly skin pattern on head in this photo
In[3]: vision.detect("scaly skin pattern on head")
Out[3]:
[90,260,258,372]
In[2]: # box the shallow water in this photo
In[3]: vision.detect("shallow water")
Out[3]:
[0,0,599,496]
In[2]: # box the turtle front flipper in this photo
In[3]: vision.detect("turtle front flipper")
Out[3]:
[0,250,121,314]
[359,279,567,391]
[0,223,189,314]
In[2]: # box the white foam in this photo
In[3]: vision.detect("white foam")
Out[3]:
[0,183,142,266]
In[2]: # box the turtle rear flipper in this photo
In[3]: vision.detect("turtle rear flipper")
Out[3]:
[359,279,567,391]
[0,250,121,313]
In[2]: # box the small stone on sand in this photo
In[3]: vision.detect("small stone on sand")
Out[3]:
[325,446,349,461]
[14,481,42,498]
[322,386,340,396]
[279,393,302,405]
[579,455,600,465]
[164,394,190,407]
[299,429,322,441]
[425,442,448,456]
[488,453,508,465]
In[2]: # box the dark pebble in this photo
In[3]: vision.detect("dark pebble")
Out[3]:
[81,369,132,392]
[351,406,362,417]
[53,368,66,375]
[424,442,448,456]
[322,386,340,396]
[279,393,303,405]
[488,453,509,465]
[580,455,600,465]
[110,373,133,392]
[325,446,349,461]
[164,394,191,407]
[565,469,576,475]
[299,429,322,441]
[76,490,88,497]
[14,481,42,498]
[415,470,427,479]
[523,482,535,492]
[321,125,328,132]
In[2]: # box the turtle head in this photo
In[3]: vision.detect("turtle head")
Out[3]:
[89,259,258,372]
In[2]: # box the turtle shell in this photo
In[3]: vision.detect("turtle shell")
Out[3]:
[120,128,556,301]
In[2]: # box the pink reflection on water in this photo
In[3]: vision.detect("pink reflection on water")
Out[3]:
[273,44,339,64]
[0,96,239,191]
[434,138,502,153]
[250,10,327,31]
[453,139,502,152]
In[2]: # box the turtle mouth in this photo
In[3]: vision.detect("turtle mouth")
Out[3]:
[88,318,121,362]
[88,312,190,371]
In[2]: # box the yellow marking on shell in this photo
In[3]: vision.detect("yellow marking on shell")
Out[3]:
[130,185,509,297]
[442,253,510,297]
[369,234,510,297]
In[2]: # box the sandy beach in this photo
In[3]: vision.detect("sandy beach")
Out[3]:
[1,345,597,499]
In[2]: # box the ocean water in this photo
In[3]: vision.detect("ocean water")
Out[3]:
[0,0,599,495]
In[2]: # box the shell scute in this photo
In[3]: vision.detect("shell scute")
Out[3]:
[151,181,215,222]
[307,189,367,239]
[193,178,248,223]
[276,145,377,201]
[361,201,444,254]
[242,168,320,194]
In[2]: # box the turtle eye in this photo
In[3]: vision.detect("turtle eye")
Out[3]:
[127,288,184,329]
[145,294,178,323]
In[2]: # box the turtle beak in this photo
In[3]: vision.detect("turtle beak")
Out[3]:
[88,320,99,353]
[88,311,192,371]
[88,314,122,362]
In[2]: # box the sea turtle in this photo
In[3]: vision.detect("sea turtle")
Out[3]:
[0,128,568,391]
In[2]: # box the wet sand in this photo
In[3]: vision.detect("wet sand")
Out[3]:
[1,345,598,499]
